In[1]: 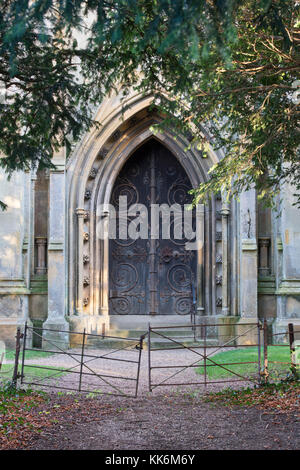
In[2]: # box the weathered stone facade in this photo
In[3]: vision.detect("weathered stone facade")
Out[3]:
[0,91,300,347]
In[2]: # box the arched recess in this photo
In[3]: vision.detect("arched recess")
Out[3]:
[67,93,236,333]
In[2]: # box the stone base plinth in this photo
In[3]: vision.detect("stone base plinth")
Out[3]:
[272,319,300,345]
[235,317,260,346]
[68,315,110,348]
[42,318,69,350]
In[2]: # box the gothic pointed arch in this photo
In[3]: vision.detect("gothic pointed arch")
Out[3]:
[66,93,237,332]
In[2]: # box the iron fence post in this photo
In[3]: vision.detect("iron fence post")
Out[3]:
[204,324,207,389]
[263,319,268,384]
[12,327,22,388]
[148,323,152,392]
[20,322,27,385]
[257,322,261,385]
[135,334,144,398]
[288,323,297,378]
[0,352,4,372]
[78,328,86,392]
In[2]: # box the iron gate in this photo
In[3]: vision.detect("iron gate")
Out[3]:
[18,323,146,397]
[147,322,263,391]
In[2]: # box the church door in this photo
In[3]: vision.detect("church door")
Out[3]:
[109,140,196,315]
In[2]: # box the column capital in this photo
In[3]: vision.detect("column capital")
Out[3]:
[35,236,47,245]
[221,202,230,216]
[75,208,86,218]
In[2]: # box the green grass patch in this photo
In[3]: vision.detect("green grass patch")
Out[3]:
[196,346,291,379]
[0,364,66,380]
[4,349,54,361]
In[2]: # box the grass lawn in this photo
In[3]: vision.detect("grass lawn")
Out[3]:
[196,345,292,379]
[0,349,64,382]
[0,364,66,381]
[4,349,54,361]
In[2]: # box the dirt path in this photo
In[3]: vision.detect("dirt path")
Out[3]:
[28,392,299,450]
[16,347,299,450]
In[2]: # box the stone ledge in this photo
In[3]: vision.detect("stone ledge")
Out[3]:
[241,239,257,251]
[30,278,48,294]
[276,279,300,295]
[277,238,283,251]
[0,279,29,295]
[258,276,276,294]
[48,241,64,251]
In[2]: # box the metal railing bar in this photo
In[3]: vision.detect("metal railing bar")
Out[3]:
[149,322,259,329]
[21,381,135,397]
[150,343,261,352]
[151,378,253,387]
[269,332,288,336]
[268,360,292,365]
[151,361,259,369]
[23,348,139,364]
[21,364,137,381]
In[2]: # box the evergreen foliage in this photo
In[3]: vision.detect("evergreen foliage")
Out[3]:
[0,1,299,209]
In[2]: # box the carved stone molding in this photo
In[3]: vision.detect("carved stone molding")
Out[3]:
[111,130,121,142]
[84,189,92,200]
[83,297,89,306]
[216,275,223,285]
[216,297,222,307]
[83,232,89,242]
[75,208,85,218]
[83,254,90,264]
[83,277,90,287]
[99,148,108,159]
[216,254,222,264]
[89,167,97,179]
[129,116,138,127]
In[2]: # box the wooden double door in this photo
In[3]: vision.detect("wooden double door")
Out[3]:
[109,140,196,315]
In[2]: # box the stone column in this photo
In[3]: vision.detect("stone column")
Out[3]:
[221,201,230,315]
[274,180,300,336]
[75,208,85,314]
[233,189,258,345]
[99,210,109,317]
[35,237,47,274]
[43,152,69,348]
[239,189,258,319]
[196,204,205,315]
[258,237,270,276]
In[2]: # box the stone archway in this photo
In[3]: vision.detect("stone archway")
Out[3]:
[67,94,235,334]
